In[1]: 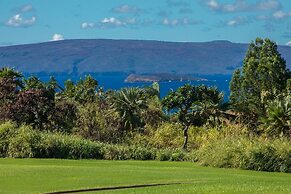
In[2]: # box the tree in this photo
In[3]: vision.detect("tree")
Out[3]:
[0,67,23,86]
[11,89,55,130]
[50,100,78,133]
[75,102,106,140]
[0,67,23,104]
[0,68,23,122]
[0,71,57,130]
[60,75,99,103]
[109,87,148,131]
[260,95,291,137]
[162,84,223,150]
[23,76,46,90]
[230,38,291,125]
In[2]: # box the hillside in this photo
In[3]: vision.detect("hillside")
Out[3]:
[0,39,291,75]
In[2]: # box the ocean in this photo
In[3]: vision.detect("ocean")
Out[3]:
[25,73,232,101]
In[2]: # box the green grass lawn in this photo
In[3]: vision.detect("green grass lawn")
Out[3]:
[0,159,291,194]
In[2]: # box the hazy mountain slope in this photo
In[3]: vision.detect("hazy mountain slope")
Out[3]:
[0,39,290,75]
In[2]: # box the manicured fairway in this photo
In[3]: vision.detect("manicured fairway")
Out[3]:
[0,159,291,194]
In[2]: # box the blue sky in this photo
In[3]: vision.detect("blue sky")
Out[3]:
[0,0,291,46]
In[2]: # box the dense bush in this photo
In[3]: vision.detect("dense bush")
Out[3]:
[103,145,156,160]
[0,122,19,157]
[195,136,291,173]
[156,149,187,161]
[148,123,184,149]
[0,122,192,161]
[34,133,104,159]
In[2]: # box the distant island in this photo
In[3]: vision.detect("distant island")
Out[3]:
[124,73,208,83]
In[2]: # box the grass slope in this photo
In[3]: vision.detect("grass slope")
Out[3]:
[0,159,291,194]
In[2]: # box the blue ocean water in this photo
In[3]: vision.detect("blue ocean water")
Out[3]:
[27,73,232,101]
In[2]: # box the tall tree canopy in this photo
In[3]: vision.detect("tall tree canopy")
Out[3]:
[230,38,291,125]
[162,84,223,150]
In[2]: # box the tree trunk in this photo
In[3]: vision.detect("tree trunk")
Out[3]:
[182,125,189,150]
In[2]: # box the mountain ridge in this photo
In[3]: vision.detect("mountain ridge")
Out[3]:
[0,39,290,75]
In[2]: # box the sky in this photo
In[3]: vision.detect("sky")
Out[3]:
[0,0,291,46]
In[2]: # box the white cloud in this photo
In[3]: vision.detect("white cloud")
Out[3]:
[12,4,34,13]
[257,10,291,21]
[102,17,123,26]
[101,17,136,27]
[204,0,281,13]
[51,34,64,41]
[81,22,95,29]
[286,41,291,46]
[20,5,34,12]
[6,14,36,27]
[111,5,141,14]
[163,18,178,26]
[221,16,250,27]
[272,10,291,19]
[256,0,281,11]
[82,17,137,29]
[162,18,201,26]
[227,20,237,26]
[206,0,219,9]
[167,0,189,7]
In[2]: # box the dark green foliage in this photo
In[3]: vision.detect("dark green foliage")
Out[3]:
[109,87,149,131]
[0,71,56,130]
[162,84,223,149]
[162,84,223,126]
[50,100,78,132]
[260,95,291,137]
[8,89,55,130]
[230,38,290,125]
[23,76,46,90]
[0,67,23,88]
[0,68,23,120]
[61,75,99,103]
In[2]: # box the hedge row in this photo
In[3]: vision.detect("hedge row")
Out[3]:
[0,122,189,161]
[195,136,291,173]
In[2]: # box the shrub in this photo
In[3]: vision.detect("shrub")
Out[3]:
[103,145,131,160]
[34,133,104,159]
[156,149,172,161]
[103,145,156,160]
[0,122,18,157]
[156,149,188,161]
[7,125,39,158]
[0,122,40,158]
[149,123,184,149]
[196,136,291,172]
[128,146,156,160]
[74,103,106,141]
[170,150,186,161]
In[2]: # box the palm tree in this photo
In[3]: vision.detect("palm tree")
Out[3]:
[110,87,148,131]
[260,95,291,137]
